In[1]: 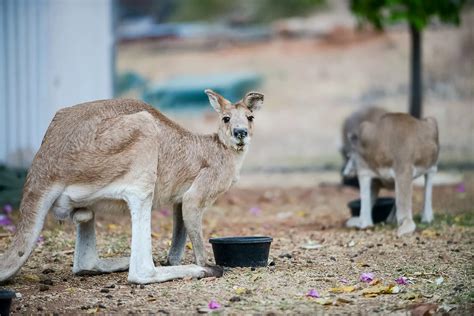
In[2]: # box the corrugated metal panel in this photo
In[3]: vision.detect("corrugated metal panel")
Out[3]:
[0,0,113,167]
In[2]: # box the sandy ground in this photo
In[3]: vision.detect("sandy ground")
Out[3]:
[1,174,472,315]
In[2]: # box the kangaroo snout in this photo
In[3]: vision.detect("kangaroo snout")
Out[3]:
[233,128,248,139]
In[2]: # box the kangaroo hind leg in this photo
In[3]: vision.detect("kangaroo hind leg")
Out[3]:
[72,209,129,275]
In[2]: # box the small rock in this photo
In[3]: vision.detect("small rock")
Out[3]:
[42,268,55,274]
[37,307,44,311]
[230,296,241,302]
[158,310,169,315]
[100,288,110,293]
[106,295,113,299]
[140,284,145,289]
[269,261,276,266]
[330,256,336,261]
[39,285,49,292]
[40,278,53,286]
[105,284,116,289]
[251,267,256,271]
[98,304,106,309]
[279,253,292,259]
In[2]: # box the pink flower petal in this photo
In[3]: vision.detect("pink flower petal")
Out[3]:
[4,225,16,233]
[339,278,349,284]
[3,204,13,214]
[395,276,408,285]
[249,207,261,216]
[208,300,221,310]
[306,289,320,298]
[159,209,170,217]
[456,183,465,193]
[360,272,374,283]
[0,214,12,226]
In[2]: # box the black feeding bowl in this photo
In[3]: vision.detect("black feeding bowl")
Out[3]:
[209,236,272,267]
[0,290,15,316]
[348,197,395,223]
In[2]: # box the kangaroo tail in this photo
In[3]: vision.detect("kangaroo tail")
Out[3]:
[0,178,62,282]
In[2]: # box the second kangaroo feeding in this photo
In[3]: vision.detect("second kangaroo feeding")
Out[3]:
[344,112,439,236]
[0,90,264,284]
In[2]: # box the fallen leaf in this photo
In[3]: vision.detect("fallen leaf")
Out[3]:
[151,232,160,239]
[22,274,40,282]
[348,240,356,247]
[107,224,118,231]
[435,277,444,286]
[295,210,307,217]
[421,229,436,238]
[235,287,251,295]
[369,279,381,286]
[362,284,400,297]
[330,286,356,293]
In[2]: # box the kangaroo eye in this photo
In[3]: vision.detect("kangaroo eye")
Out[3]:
[247,116,254,122]
[222,116,230,123]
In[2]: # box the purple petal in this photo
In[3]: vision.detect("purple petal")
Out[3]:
[306,289,320,298]
[37,235,44,244]
[360,272,374,283]
[339,278,349,284]
[208,300,221,310]
[3,204,13,214]
[159,209,170,217]
[456,183,465,193]
[4,225,16,233]
[0,214,12,226]
[395,276,408,285]
[249,207,261,216]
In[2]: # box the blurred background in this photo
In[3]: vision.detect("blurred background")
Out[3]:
[0,0,473,205]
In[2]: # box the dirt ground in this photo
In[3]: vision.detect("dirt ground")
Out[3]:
[1,173,472,315]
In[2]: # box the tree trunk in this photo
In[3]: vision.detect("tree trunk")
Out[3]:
[409,24,422,119]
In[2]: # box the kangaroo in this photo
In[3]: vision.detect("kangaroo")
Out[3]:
[341,106,388,186]
[0,89,264,284]
[343,113,439,236]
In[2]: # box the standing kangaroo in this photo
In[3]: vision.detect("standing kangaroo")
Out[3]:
[0,89,264,284]
[344,113,439,236]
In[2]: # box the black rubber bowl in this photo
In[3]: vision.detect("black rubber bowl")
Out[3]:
[0,290,15,316]
[209,236,272,267]
[348,197,395,223]
[342,175,359,188]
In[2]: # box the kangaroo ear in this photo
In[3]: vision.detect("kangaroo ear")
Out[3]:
[244,92,264,112]
[205,89,228,113]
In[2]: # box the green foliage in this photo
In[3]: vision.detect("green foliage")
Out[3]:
[0,165,27,208]
[170,0,326,23]
[350,0,466,30]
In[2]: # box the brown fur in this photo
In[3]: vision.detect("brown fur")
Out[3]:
[0,91,264,282]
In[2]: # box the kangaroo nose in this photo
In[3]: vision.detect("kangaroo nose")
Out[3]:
[233,128,248,139]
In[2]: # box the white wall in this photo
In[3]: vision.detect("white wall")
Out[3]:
[0,0,114,167]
